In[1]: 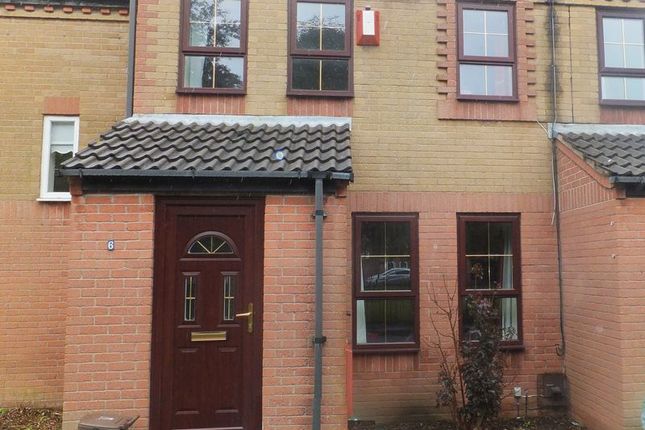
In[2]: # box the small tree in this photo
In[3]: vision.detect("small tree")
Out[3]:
[429,283,509,430]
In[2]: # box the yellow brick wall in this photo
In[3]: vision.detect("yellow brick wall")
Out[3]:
[0,10,128,200]
[135,0,555,194]
[535,1,645,125]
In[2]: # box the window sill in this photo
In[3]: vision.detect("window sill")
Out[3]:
[457,94,519,103]
[37,195,71,203]
[176,88,246,96]
[353,345,419,354]
[287,89,354,98]
[600,99,645,107]
[500,344,525,352]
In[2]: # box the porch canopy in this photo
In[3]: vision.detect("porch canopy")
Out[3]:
[61,114,352,194]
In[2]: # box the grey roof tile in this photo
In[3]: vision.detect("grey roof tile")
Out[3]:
[559,132,645,178]
[62,118,352,180]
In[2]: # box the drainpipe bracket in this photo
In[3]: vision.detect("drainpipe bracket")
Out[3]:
[312,336,327,345]
[312,209,327,219]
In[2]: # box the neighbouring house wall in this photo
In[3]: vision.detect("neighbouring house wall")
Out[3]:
[0,5,128,407]
[614,199,645,429]
[557,143,632,430]
[349,192,562,423]
[534,1,645,125]
[0,202,69,406]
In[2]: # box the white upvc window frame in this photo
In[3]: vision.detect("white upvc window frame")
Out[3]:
[38,115,79,202]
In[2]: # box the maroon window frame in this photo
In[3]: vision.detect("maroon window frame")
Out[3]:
[457,213,523,349]
[596,10,645,106]
[352,213,419,353]
[178,0,248,95]
[287,0,354,97]
[457,2,517,101]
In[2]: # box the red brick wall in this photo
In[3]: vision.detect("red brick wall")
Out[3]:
[0,202,70,406]
[558,147,625,429]
[62,194,154,430]
[263,195,349,429]
[615,199,645,429]
[348,191,562,423]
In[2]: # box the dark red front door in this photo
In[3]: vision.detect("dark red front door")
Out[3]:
[151,199,263,430]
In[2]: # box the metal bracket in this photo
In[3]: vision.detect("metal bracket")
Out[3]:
[312,209,327,219]
[312,336,327,344]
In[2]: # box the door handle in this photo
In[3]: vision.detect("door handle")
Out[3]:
[235,302,253,334]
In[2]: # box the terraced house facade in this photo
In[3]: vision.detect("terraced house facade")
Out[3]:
[1,0,645,430]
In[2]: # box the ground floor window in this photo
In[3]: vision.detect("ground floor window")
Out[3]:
[457,213,522,346]
[352,213,419,352]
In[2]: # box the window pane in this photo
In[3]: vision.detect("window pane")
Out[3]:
[297,26,321,50]
[461,297,518,341]
[464,34,485,57]
[466,256,490,290]
[356,299,414,344]
[184,56,243,89]
[486,10,508,35]
[360,221,411,291]
[292,58,320,90]
[460,64,486,95]
[223,275,236,321]
[486,34,509,57]
[185,56,213,87]
[322,27,346,51]
[322,4,344,28]
[50,151,72,192]
[322,59,348,90]
[603,18,622,44]
[489,255,513,290]
[625,45,645,69]
[489,222,512,254]
[50,122,75,143]
[297,3,321,49]
[604,44,625,68]
[214,56,244,88]
[623,18,644,44]
[465,222,488,255]
[216,23,241,48]
[296,2,346,51]
[625,77,645,101]
[486,65,513,96]
[217,0,241,23]
[190,0,215,47]
[463,9,484,33]
[362,257,411,291]
[602,76,625,99]
[495,297,518,340]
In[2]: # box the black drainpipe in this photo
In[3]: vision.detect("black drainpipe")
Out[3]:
[548,0,566,357]
[125,0,137,117]
[312,175,327,430]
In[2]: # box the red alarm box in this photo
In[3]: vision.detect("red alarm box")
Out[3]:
[356,8,380,46]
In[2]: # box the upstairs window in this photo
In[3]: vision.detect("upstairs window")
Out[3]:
[179,0,247,94]
[39,116,79,201]
[598,11,645,105]
[458,3,516,100]
[458,214,522,347]
[288,0,353,96]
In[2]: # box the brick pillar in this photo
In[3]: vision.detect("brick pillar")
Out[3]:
[62,194,154,430]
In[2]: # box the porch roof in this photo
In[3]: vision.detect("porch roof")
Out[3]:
[61,115,353,182]
[554,124,645,183]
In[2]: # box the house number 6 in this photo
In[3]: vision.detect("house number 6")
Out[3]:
[107,240,115,251]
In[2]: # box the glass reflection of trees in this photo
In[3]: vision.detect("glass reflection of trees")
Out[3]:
[186,0,244,89]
